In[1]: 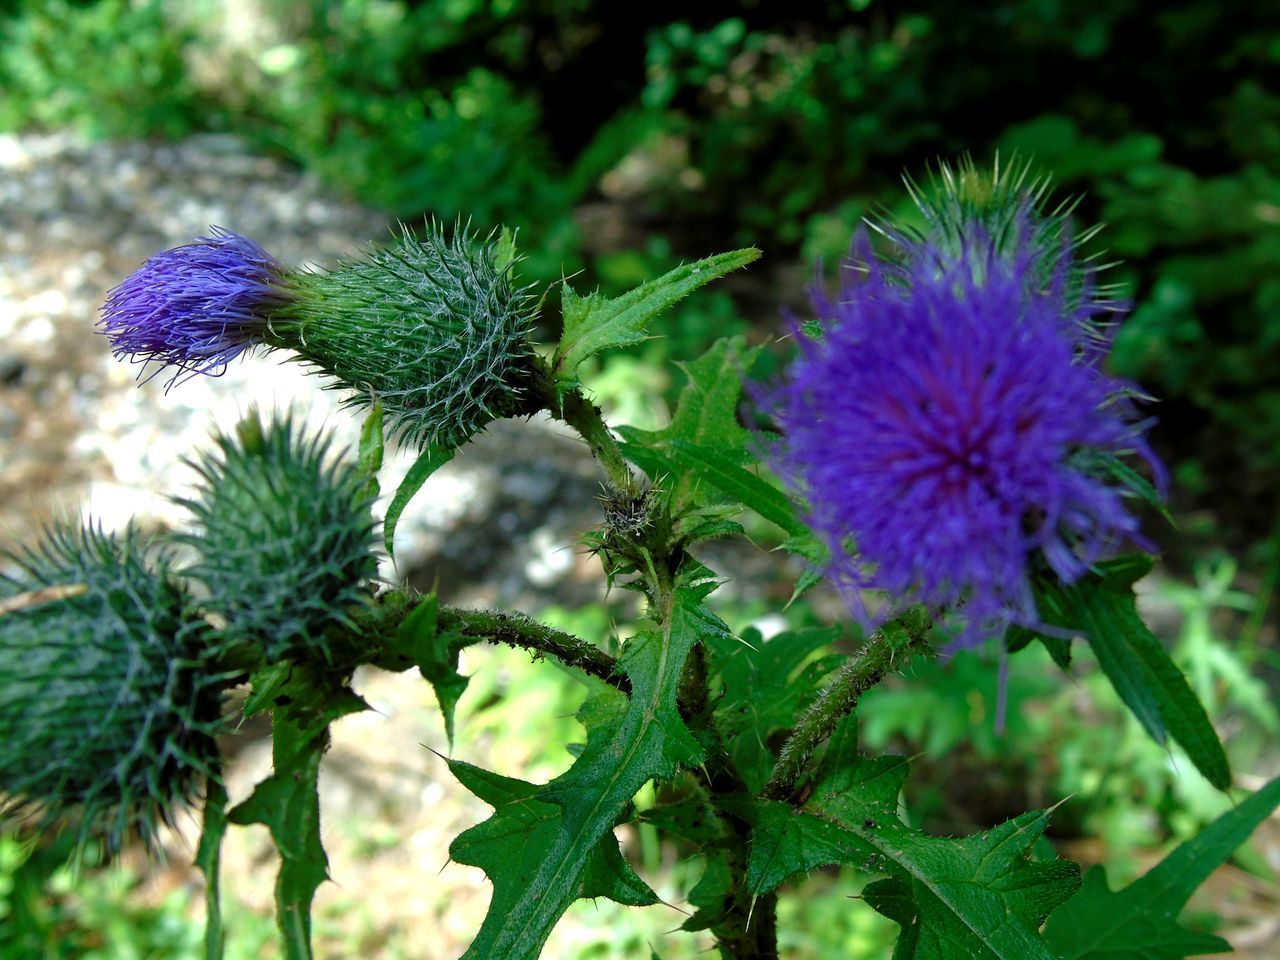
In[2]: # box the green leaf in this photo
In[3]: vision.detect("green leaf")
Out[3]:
[384,443,455,559]
[1041,558,1231,789]
[195,778,229,960]
[1044,774,1280,959]
[616,336,765,508]
[357,400,384,500]
[451,563,723,959]
[639,796,727,845]
[447,761,657,906]
[744,753,1080,960]
[708,625,843,791]
[391,593,469,746]
[552,248,761,389]
[661,439,807,537]
[228,713,341,960]
[683,851,734,931]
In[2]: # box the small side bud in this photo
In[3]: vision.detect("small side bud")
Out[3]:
[179,411,379,666]
[0,524,226,852]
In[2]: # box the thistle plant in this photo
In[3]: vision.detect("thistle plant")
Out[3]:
[4,161,1275,960]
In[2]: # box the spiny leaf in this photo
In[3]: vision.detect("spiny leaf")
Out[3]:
[1038,557,1231,789]
[228,712,345,960]
[743,752,1079,960]
[616,336,765,509]
[451,564,724,959]
[447,761,657,907]
[707,625,843,791]
[552,249,761,391]
[683,851,734,931]
[1044,774,1280,959]
[384,443,455,559]
[389,593,468,746]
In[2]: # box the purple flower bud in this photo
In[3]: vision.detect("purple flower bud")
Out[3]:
[770,228,1164,645]
[99,228,293,384]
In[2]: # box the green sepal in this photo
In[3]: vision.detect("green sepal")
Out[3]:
[552,249,761,395]
[1044,774,1280,959]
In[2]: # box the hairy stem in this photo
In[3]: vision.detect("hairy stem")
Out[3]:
[555,386,638,495]
[762,613,935,803]
[438,605,629,693]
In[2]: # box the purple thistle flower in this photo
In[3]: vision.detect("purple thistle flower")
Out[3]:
[99,228,292,384]
[770,230,1164,645]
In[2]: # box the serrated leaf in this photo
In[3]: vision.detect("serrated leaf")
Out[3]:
[654,439,807,537]
[391,593,468,745]
[683,851,734,931]
[617,336,765,508]
[195,778,229,960]
[357,401,384,500]
[639,796,727,845]
[384,443,455,558]
[228,713,344,960]
[1039,558,1231,789]
[447,761,657,907]
[451,565,724,959]
[708,625,843,791]
[553,249,761,389]
[1044,774,1280,959]
[744,752,1079,960]
[745,798,867,893]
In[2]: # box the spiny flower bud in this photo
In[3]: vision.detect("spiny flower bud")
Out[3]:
[0,524,225,852]
[179,411,378,666]
[100,223,538,450]
[268,223,538,449]
[98,228,295,384]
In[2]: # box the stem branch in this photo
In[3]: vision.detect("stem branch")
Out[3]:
[438,605,629,693]
[762,613,934,803]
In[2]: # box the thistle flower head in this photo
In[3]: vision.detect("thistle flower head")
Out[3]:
[99,227,292,384]
[770,225,1162,645]
[0,524,225,852]
[271,223,538,450]
[179,410,379,666]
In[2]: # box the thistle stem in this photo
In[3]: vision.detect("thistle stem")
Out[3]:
[554,386,638,495]
[762,614,935,803]
[438,606,628,693]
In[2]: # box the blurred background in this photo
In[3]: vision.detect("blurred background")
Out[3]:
[0,1,1277,957]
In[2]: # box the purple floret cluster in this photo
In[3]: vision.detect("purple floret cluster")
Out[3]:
[99,228,290,384]
[771,230,1162,644]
